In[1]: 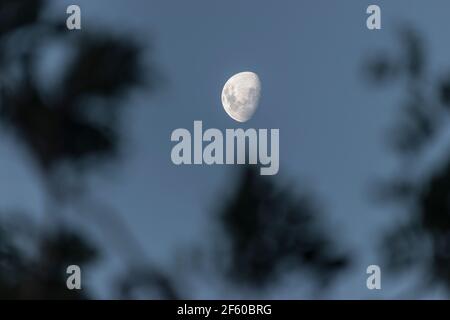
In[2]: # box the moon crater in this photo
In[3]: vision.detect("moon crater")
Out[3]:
[221,71,261,122]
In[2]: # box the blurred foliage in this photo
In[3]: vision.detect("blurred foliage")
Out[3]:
[367,29,439,155]
[0,0,172,299]
[368,27,450,294]
[0,216,97,299]
[219,166,349,289]
[0,2,145,173]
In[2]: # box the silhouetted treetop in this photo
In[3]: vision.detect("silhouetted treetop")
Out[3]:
[219,167,349,288]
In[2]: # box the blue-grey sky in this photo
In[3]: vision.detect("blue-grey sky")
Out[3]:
[2,0,450,298]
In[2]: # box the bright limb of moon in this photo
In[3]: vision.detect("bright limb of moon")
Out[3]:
[221,71,261,122]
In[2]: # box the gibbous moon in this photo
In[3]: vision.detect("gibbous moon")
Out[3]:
[221,71,261,122]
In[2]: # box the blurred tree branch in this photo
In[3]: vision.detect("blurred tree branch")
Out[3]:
[367,27,450,296]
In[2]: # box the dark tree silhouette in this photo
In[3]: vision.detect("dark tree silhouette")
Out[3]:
[0,217,97,299]
[216,166,349,292]
[367,27,450,295]
[0,0,174,299]
[154,166,350,298]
